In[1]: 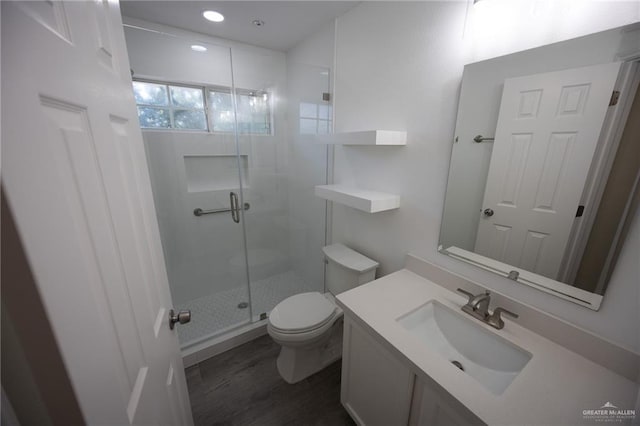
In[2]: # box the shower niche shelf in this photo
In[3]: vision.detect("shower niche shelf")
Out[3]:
[315,130,407,146]
[315,184,400,213]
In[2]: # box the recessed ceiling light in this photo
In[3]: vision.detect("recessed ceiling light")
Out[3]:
[203,10,224,23]
[191,45,207,52]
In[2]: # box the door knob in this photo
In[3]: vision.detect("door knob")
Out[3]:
[483,208,494,217]
[169,309,191,330]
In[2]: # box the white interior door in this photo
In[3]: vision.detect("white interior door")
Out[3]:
[2,1,193,424]
[475,62,621,279]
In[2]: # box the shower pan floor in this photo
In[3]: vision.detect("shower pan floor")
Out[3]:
[176,270,315,348]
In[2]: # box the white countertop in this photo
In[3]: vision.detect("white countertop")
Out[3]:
[336,269,638,425]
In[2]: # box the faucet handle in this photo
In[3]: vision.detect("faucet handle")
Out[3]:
[488,307,519,330]
[496,307,518,318]
[456,288,475,304]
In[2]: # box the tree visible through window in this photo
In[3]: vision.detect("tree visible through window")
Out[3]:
[133,81,207,130]
[236,90,271,135]
[132,80,272,135]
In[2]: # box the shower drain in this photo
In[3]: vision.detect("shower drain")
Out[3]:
[451,360,465,371]
[237,302,249,309]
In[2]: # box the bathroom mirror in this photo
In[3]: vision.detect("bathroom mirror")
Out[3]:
[439,23,640,310]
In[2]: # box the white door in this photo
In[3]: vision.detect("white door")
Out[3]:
[2,1,193,424]
[475,63,621,279]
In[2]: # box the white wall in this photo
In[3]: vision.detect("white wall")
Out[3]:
[332,1,467,273]
[464,0,640,62]
[331,1,640,353]
[123,16,284,88]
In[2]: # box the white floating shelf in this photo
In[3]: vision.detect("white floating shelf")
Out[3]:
[315,130,407,146]
[315,184,400,213]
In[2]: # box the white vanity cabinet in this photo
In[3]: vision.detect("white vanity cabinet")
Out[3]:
[341,316,482,426]
[341,317,414,425]
[408,378,480,426]
[337,268,638,425]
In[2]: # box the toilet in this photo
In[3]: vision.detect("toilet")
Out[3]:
[267,243,378,383]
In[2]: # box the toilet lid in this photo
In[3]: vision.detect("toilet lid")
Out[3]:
[269,292,337,333]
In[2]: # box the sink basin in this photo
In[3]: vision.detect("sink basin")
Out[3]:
[397,300,531,395]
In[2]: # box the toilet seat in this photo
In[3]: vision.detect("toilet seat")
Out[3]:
[268,292,337,334]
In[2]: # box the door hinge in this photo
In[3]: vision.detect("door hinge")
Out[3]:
[609,90,620,106]
[575,205,585,217]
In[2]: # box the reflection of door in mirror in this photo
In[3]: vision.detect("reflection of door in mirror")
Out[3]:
[475,63,621,281]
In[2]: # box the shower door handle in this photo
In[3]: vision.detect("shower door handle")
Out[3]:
[230,192,240,223]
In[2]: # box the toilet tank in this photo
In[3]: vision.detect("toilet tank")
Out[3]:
[322,243,379,295]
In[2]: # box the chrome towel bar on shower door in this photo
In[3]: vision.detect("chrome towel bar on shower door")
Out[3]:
[193,191,250,219]
[192,203,250,217]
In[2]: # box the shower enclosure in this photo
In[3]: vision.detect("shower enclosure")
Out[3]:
[123,24,331,353]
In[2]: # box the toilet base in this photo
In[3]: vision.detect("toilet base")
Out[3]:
[275,320,343,384]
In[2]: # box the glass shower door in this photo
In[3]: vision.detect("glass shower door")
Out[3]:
[229,46,331,321]
[124,24,333,349]
[124,26,252,348]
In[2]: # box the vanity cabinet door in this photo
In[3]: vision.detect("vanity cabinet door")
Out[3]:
[341,317,414,426]
[409,377,483,426]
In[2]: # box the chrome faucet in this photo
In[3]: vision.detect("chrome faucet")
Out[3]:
[457,289,491,320]
[487,307,519,330]
[456,288,519,330]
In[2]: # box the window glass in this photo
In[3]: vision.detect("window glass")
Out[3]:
[208,90,271,135]
[236,93,271,135]
[133,81,206,130]
[208,90,234,132]
[132,80,272,134]
[133,82,168,106]
[173,109,207,130]
[137,107,170,128]
[170,86,204,109]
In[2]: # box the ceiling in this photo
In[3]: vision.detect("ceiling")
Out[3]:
[119,1,359,51]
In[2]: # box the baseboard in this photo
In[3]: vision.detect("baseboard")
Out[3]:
[182,321,268,368]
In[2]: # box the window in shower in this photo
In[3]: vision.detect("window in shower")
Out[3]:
[133,80,207,130]
[208,88,272,135]
[132,79,272,135]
